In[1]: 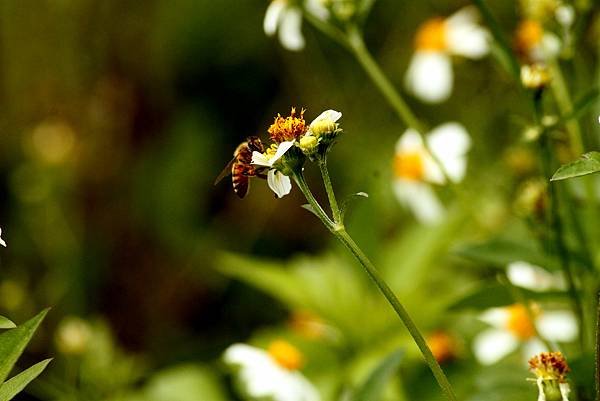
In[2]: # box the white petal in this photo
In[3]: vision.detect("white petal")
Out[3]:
[537,377,547,401]
[309,109,342,127]
[536,311,578,342]
[268,170,292,198]
[506,261,562,292]
[393,180,444,224]
[523,338,547,361]
[0,228,5,247]
[278,7,305,51]
[405,52,453,103]
[264,0,286,36]
[560,383,571,401]
[426,122,471,182]
[555,5,575,27]
[479,308,509,329]
[395,129,424,154]
[473,328,519,365]
[252,151,273,167]
[304,0,329,21]
[541,33,561,58]
[446,7,489,58]
[270,140,295,164]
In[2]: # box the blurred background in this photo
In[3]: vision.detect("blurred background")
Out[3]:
[0,0,599,400]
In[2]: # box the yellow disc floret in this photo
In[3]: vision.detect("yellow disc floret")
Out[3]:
[268,340,304,371]
[415,18,448,51]
[529,351,570,382]
[394,151,425,181]
[268,107,308,143]
[506,304,536,340]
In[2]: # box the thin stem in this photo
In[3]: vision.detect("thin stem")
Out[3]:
[318,157,342,223]
[470,0,520,80]
[293,172,459,401]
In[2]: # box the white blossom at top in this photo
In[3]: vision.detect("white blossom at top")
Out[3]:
[393,122,471,224]
[264,0,329,51]
[506,261,565,292]
[224,343,321,401]
[405,7,490,103]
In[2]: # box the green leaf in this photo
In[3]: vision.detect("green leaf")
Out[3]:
[0,317,15,330]
[0,359,51,401]
[352,349,404,401]
[551,151,600,181]
[0,309,49,383]
[455,239,556,270]
[301,204,319,218]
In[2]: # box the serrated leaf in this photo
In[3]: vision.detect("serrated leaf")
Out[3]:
[0,317,15,330]
[352,349,404,401]
[0,309,49,383]
[551,152,600,181]
[0,359,51,401]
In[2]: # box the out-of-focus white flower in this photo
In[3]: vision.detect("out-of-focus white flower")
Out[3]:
[555,4,575,28]
[405,7,489,103]
[393,122,471,224]
[507,261,566,292]
[224,341,321,401]
[0,228,5,247]
[514,19,561,63]
[264,0,329,51]
[473,304,578,365]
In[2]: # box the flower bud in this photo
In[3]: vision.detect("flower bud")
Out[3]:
[299,134,319,156]
[521,63,551,89]
[310,120,337,138]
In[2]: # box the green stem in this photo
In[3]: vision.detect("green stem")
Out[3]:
[470,0,520,80]
[549,61,584,155]
[292,172,458,401]
[318,157,342,223]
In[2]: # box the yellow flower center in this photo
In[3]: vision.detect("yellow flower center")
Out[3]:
[415,18,448,51]
[268,107,307,143]
[289,311,326,340]
[529,352,570,382]
[268,340,304,371]
[394,151,425,181]
[515,19,543,54]
[427,331,455,363]
[505,304,536,340]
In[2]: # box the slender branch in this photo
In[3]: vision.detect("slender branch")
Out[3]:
[292,172,459,401]
[317,157,342,224]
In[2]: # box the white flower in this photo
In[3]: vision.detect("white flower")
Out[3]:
[514,19,561,63]
[473,304,578,365]
[0,228,6,247]
[264,0,329,51]
[405,7,489,103]
[224,343,320,401]
[393,122,471,224]
[252,109,342,198]
[506,261,565,292]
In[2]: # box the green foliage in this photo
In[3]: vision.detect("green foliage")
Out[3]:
[352,349,404,401]
[551,151,600,181]
[0,309,50,401]
[0,317,15,330]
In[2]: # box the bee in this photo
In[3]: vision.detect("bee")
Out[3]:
[214,136,267,198]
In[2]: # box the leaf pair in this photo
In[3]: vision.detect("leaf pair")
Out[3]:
[0,309,51,401]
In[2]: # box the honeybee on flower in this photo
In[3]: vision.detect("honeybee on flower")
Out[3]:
[224,341,321,401]
[264,0,329,51]
[404,6,490,103]
[392,122,471,224]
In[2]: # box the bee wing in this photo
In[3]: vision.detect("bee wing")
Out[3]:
[214,157,236,185]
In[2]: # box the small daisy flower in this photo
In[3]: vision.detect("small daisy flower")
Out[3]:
[393,122,471,224]
[224,341,321,401]
[0,228,5,247]
[506,261,565,292]
[264,0,329,51]
[514,19,560,63]
[404,7,489,103]
[473,304,578,365]
[252,108,342,198]
[529,352,571,401]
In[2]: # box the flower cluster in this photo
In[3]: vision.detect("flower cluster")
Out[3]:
[529,352,571,401]
[243,108,342,198]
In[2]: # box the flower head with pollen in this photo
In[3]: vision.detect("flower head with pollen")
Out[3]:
[269,107,308,143]
[529,352,571,401]
[224,342,320,401]
[473,302,577,366]
[405,7,489,103]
